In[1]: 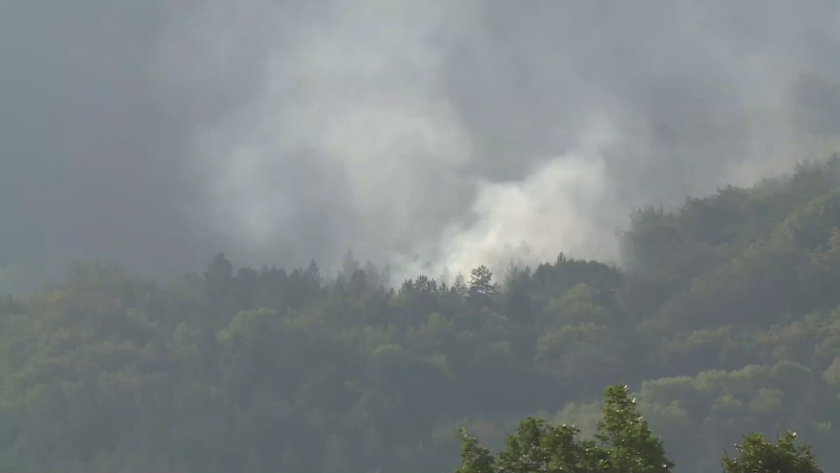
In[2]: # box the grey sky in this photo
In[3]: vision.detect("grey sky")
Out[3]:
[3,0,840,283]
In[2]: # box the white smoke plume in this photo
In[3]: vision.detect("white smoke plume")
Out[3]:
[430,117,620,278]
[149,0,840,281]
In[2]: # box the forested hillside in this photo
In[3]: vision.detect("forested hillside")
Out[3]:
[3,157,840,472]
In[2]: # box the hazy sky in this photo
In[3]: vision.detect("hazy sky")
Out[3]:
[3,0,840,282]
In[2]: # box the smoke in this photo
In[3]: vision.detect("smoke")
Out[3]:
[152,0,840,279]
[430,116,621,278]
[159,0,480,274]
[5,1,840,284]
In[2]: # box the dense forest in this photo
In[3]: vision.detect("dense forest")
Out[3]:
[3,156,840,472]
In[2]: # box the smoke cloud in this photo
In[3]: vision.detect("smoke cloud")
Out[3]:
[4,0,840,286]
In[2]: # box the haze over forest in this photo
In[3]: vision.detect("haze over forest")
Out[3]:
[3,2,840,473]
[4,1,840,286]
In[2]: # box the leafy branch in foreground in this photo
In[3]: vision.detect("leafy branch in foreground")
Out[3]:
[722,431,822,473]
[457,384,823,473]
[456,384,674,473]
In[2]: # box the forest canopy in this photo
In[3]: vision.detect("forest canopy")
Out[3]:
[2,157,840,472]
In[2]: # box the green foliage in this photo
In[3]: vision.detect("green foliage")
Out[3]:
[723,432,822,473]
[597,385,673,473]
[1,157,840,471]
[457,385,673,473]
[459,385,825,473]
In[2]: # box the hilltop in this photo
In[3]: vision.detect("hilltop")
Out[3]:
[2,157,840,472]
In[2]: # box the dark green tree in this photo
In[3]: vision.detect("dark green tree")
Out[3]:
[596,384,673,473]
[723,432,822,473]
[468,265,499,308]
[455,384,674,473]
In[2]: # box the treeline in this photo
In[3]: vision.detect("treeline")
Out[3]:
[1,157,840,471]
